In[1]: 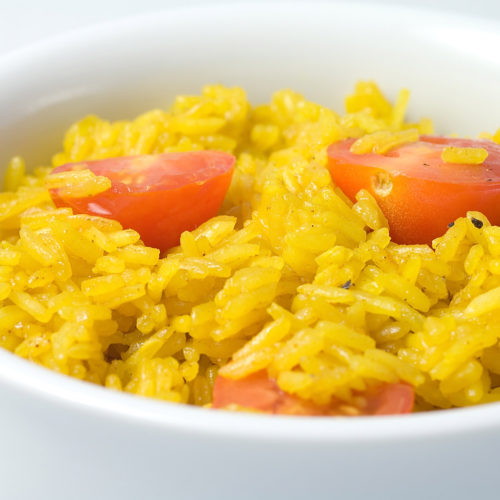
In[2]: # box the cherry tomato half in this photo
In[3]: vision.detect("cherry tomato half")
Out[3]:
[50,151,235,251]
[212,371,414,416]
[327,136,500,244]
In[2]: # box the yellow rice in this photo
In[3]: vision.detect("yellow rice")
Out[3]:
[441,146,489,165]
[2,81,500,411]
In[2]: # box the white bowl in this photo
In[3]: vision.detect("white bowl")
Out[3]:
[1,3,500,499]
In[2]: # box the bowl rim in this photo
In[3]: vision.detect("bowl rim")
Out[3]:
[2,346,500,443]
[2,0,500,443]
[2,0,500,67]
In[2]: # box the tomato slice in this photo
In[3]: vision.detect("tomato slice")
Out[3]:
[212,371,414,416]
[361,382,414,415]
[50,151,235,251]
[327,136,500,244]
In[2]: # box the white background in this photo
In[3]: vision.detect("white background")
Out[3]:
[1,0,500,56]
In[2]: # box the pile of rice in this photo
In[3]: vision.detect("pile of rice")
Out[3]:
[2,82,500,411]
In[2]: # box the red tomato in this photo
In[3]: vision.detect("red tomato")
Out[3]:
[212,371,414,416]
[361,382,414,415]
[50,151,235,251]
[327,136,500,244]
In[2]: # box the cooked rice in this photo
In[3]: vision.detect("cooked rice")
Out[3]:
[441,146,489,165]
[2,82,500,411]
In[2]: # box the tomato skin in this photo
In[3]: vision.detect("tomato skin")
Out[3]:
[327,137,500,244]
[50,151,235,251]
[212,371,414,416]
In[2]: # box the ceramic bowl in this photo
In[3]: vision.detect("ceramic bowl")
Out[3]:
[1,3,500,499]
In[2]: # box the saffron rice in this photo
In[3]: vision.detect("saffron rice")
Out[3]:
[1,82,500,411]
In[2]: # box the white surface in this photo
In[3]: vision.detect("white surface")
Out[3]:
[1,3,500,500]
[1,0,500,55]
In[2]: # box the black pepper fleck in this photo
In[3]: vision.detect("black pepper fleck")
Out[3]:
[471,217,483,229]
[423,163,430,167]
[448,222,454,228]
[341,280,352,289]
